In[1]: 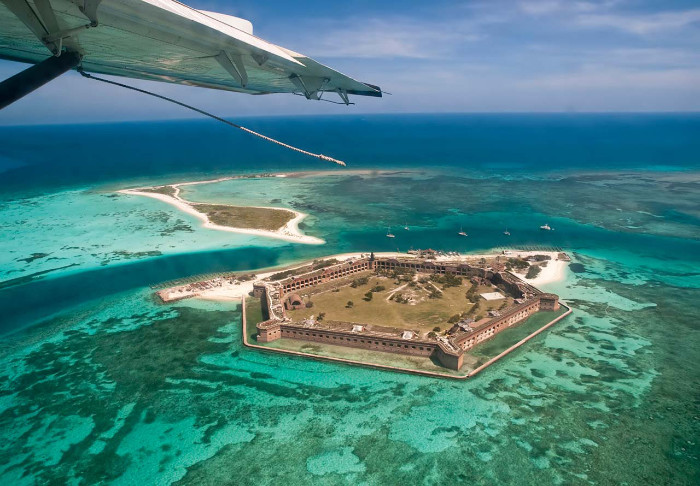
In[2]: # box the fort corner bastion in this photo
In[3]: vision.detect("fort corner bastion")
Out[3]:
[252,254,562,372]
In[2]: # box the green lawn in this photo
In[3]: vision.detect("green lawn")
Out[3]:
[193,204,294,231]
[288,274,513,335]
[141,185,177,197]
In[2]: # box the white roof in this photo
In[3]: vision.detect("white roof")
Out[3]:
[481,292,505,301]
[0,0,381,100]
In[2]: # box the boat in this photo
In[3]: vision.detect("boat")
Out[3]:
[540,224,553,231]
[458,226,468,237]
[404,222,409,231]
[386,227,396,238]
[504,228,511,236]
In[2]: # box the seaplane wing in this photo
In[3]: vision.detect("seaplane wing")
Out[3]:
[0,0,381,103]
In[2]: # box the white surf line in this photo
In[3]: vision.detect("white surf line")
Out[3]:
[119,189,325,245]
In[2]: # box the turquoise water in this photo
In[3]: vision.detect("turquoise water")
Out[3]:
[0,115,698,484]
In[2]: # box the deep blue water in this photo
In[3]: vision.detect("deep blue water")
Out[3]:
[1,114,699,485]
[2,113,699,196]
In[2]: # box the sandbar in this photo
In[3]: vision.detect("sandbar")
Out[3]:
[119,179,324,245]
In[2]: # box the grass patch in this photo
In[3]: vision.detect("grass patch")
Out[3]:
[194,204,294,231]
[140,185,177,197]
[469,307,569,366]
[288,273,514,335]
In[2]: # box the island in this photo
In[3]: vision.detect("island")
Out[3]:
[156,249,572,378]
[119,175,324,245]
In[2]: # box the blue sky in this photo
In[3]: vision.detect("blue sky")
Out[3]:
[1,0,700,124]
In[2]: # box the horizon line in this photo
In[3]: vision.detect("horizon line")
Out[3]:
[3,110,700,128]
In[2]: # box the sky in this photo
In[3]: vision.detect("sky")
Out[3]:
[1,0,700,124]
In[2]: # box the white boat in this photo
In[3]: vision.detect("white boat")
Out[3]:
[458,226,468,237]
[386,227,396,238]
[404,222,410,231]
[540,223,553,231]
[504,228,511,236]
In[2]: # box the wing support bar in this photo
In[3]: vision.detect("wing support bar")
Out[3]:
[289,74,330,100]
[79,0,103,26]
[0,50,81,109]
[2,0,98,56]
[214,51,248,88]
[337,89,350,105]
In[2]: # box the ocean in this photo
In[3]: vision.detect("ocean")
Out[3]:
[0,114,698,484]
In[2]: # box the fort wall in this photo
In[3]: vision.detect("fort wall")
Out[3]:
[255,256,560,371]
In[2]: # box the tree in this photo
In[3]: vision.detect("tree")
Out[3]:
[363,291,373,302]
[433,326,441,332]
[526,265,542,279]
[317,312,326,321]
[346,301,354,308]
[305,301,314,308]
[429,288,442,299]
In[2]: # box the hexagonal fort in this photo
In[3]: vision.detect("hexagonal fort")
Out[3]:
[253,253,561,371]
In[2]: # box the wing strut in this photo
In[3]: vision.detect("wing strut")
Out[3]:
[0,50,81,109]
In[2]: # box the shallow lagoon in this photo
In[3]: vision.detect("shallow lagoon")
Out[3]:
[1,116,698,484]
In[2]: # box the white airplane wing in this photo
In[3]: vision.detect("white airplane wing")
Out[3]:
[0,0,382,103]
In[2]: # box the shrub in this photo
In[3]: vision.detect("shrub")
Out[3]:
[350,276,369,288]
[508,258,529,270]
[312,258,339,270]
[363,291,373,302]
[433,326,441,332]
[526,265,542,279]
[371,285,386,292]
[317,312,326,321]
[346,301,354,308]
[448,314,461,324]
[427,331,437,339]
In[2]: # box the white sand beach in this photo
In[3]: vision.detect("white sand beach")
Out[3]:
[119,187,325,245]
[185,250,570,303]
[524,259,568,286]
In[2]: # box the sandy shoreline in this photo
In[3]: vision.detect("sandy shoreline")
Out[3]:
[177,250,570,303]
[119,186,325,245]
[118,170,419,245]
[523,259,568,287]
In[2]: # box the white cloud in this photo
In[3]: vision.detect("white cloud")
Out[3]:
[519,66,700,90]
[575,9,700,35]
[518,0,615,16]
[302,18,478,59]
